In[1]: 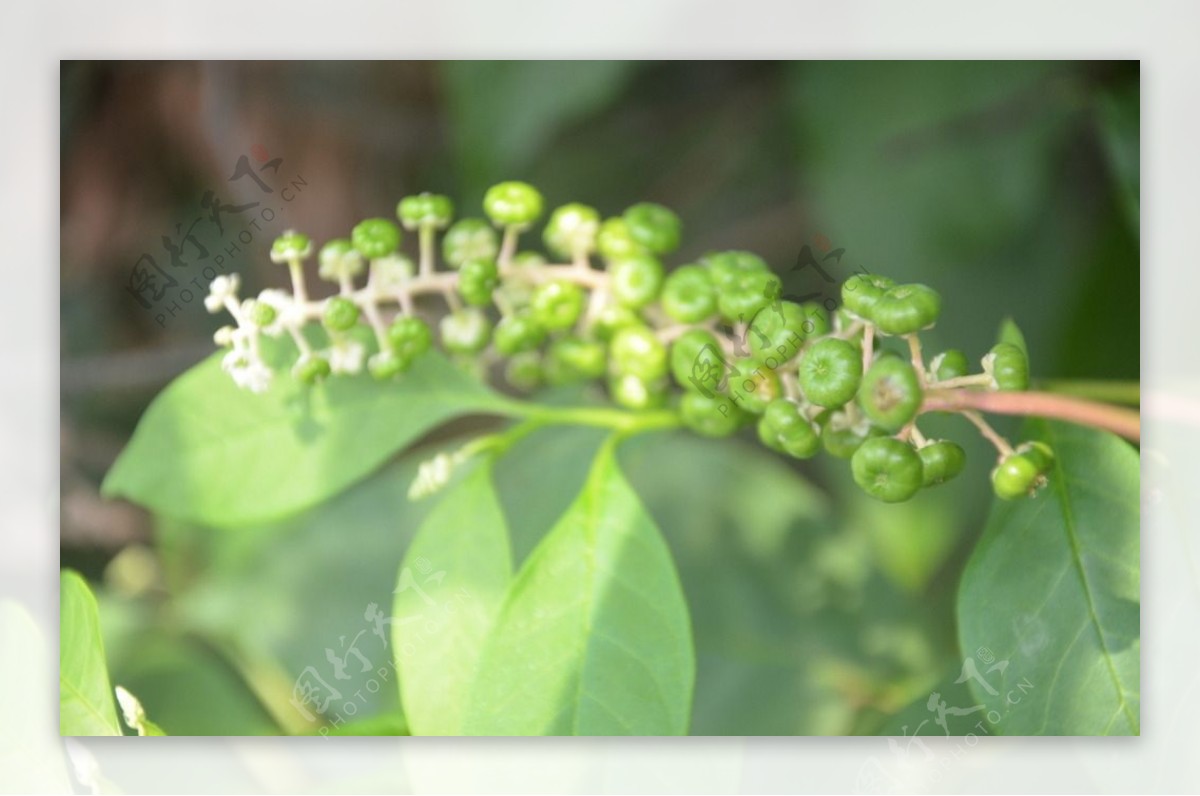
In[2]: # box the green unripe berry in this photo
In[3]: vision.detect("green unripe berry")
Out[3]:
[858,356,922,432]
[248,300,277,328]
[442,218,500,269]
[293,354,331,385]
[318,238,365,282]
[1019,441,1055,474]
[748,301,808,359]
[609,372,667,411]
[512,251,546,268]
[661,264,717,323]
[758,399,820,459]
[351,218,402,260]
[680,391,746,438]
[932,349,970,381]
[609,254,665,309]
[852,437,924,503]
[670,329,724,394]
[543,203,601,259]
[919,441,966,487]
[387,316,433,362]
[818,409,883,459]
[483,181,544,228]
[834,307,860,333]
[870,284,942,336]
[368,351,407,380]
[623,202,681,254]
[800,302,833,338]
[596,217,649,262]
[270,231,313,263]
[323,296,361,332]
[530,280,585,330]
[610,326,668,381]
[591,304,642,342]
[505,351,543,391]
[458,258,500,307]
[988,342,1029,391]
[440,308,492,355]
[991,453,1041,500]
[716,269,782,323]
[704,251,770,290]
[840,273,895,320]
[798,337,862,408]
[548,336,607,382]
[492,313,546,356]
[397,192,454,230]
[729,356,783,415]
[778,421,821,459]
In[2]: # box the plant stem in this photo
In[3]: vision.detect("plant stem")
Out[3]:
[501,400,680,435]
[1036,379,1141,406]
[922,389,1140,442]
[960,410,1015,458]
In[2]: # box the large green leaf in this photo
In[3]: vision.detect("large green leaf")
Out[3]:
[462,439,695,735]
[60,571,122,736]
[957,419,1140,735]
[102,337,518,528]
[394,462,512,735]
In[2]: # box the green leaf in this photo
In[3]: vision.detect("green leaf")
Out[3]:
[393,462,513,735]
[957,419,1140,735]
[462,439,695,735]
[60,571,122,736]
[102,338,517,528]
[997,316,1028,358]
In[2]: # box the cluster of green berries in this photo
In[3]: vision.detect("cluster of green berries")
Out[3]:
[212,181,1050,503]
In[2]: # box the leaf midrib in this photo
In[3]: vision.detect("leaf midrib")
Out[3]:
[60,673,119,736]
[1043,420,1138,734]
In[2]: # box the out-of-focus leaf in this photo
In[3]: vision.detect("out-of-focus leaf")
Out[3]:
[463,440,694,735]
[857,498,959,595]
[318,711,409,736]
[164,450,454,732]
[784,61,1089,367]
[1095,77,1139,236]
[444,61,637,196]
[620,433,945,734]
[60,571,122,736]
[394,462,512,735]
[958,420,1139,735]
[102,337,517,528]
[106,633,279,736]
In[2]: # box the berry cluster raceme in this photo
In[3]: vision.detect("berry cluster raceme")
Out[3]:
[208,181,1052,502]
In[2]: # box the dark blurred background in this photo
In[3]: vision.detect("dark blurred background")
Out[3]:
[59,61,1139,735]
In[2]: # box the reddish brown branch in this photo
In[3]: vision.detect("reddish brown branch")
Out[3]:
[922,389,1141,443]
